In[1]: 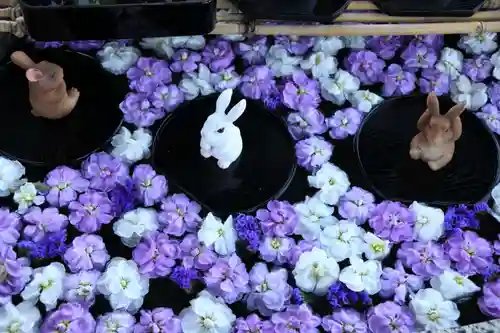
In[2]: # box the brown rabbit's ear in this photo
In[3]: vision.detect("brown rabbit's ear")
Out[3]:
[445,103,466,119]
[427,93,440,116]
[446,103,466,140]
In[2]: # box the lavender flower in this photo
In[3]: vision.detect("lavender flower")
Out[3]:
[464,55,493,81]
[170,266,199,290]
[23,207,67,241]
[158,193,201,236]
[126,57,172,94]
[68,191,114,233]
[64,270,101,308]
[40,302,96,333]
[178,233,217,271]
[256,200,298,237]
[205,254,250,304]
[234,214,262,251]
[235,36,269,65]
[132,164,168,206]
[412,35,444,51]
[67,40,105,51]
[286,108,327,140]
[366,301,415,333]
[202,39,235,72]
[170,49,201,73]
[295,136,333,171]
[397,241,451,278]
[109,177,137,216]
[369,201,416,243]
[479,279,500,318]
[239,65,275,100]
[119,92,166,128]
[211,66,241,91]
[489,82,500,109]
[322,309,368,333]
[259,236,294,264]
[0,208,20,246]
[401,43,437,71]
[419,69,450,96]
[134,307,181,333]
[338,187,375,224]
[444,204,480,233]
[380,260,424,304]
[234,314,268,333]
[344,50,385,85]
[64,234,110,272]
[0,243,32,304]
[132,232,179,278]
[477,104,500,134]
[81,152,128,192]
[268,304,321,333]
[282,71,320,112]
[381,64,416,97]
[275,36,315,56]
[18,229,68,260]
[45,166,89,207]
[151,84,185,113]
[367,35,403,60]
[327,281,372,310]
[445,230,493,275]
[96,312,136,333]
[326,108,363,140]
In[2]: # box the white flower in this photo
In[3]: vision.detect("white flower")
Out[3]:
[170,36,206,50]
[491,183,500,221]
[451,74,487,111]
[362,232,391,260]
[300,52,337,79]
[179,64,215,100]
[265,44,301,77]
[13,182,44,213]
[293,247,340,295]
[348,90,383,113]
[313,37,344,56]
[111,127,152,164]
[181,290,236,333]
[113,208,159,248]
[97,258,149,314]
[409,201,445,242]
[489,50,500,80]
[220,35,246,42]
[430,270,480,301]
[0,157,25,197]
[436,47,463,80]
[0,301,41,333]
[341,36,365,49]
[320,221,364,262]
[307,163,350,206]
[97,42,141,75]
[21,262,65,311]
[294,195,337,241]
[339,256,382,295]
[320,69,360,106]
[140,38,174,58]
[198,213,236,256]
[458,32,497,55]
[409,288,460,330]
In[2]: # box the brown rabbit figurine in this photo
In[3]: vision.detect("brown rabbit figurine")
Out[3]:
[409,93,466,171]
[10,51,80,119]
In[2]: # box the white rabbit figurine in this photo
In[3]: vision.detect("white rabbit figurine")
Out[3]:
[200,89,247,169]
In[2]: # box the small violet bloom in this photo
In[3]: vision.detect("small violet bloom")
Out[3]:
[477,104,500,135]
[201,39,235,73]
[369,201,416,243]
[0,208,20,246]
[151,84,185,113]
[234,214,262,251]
[234,314,267,333]
[235,36,269,66]
[204,254,250,304]
[367,301,415,333]
[23,207,67,242]
[381,64,416,97]
[326,108,363,140]
[397,241,451,278]
[419,68,450,96]
[134,307,181,333]
[380,260,424,304]
[120,92,166,128]
[445,230,493,276]
[158,193,202,237]
[132,164,168,206]
[126,57,172,94]
[81,152,129,192]
[239,65,275,100]
[282,71,320,112]
[64,234,110,273]
[327,281,372,310]
[275,35,315,56]
[479,279,500,318]
[286,108,327,141]
[170,266,200,290]
[338,186,376,225]
[132,232,179,278]
[259,236,294,265]
[401,43,437,71]
[0,243,32,305]
[295,136,333,172]
[344,50,385,85]
[268,304,321,333]
[367,35,403,60]
[256,200,298,237]
[45,166,89,207]
[170,49,201,73]
[95,311,136,333]
[178,233,217,271]
[64,270,101,308]
[211,66,241,92]
[40,302,96,333]
[68,191,114,233]
[322,308,368,333]
[464,55,493,82]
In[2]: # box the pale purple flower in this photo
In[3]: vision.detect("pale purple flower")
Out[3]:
[127,57,172,94]
[381,64,416,97]
[170,49,201,73]
[269,304,321,333]
[212,66,241,91]
[96,312,136,333]
[380,260,424,304]
[445,230,493,275]
[64,234,110,273]
[419,69,450,96]
[0,208,20,246]
[397,241,451,278]
[40,302,96,333]
[479,279,500,318]
[326,108,363,140]
[344,50,385,85]
[322,309,368,333]
[286,108,327,140]
[256,200,298,237]
[282,71,320,112]
[119,92,166,127]
[259,236,294,265]
[151,84,185,112]
[275,36,314,56]
[401,43,437,71]
[369,201,416,243]
[64,270,101,308]
[134,307,181,333]
[132,232,179,278]
[45,166,90,207]
[338,187,376,225]
[287,240,317,266]
[239,65,275,100]
[412,35,444,51]
[132,164,168,206]
[158,193,201,236]
[464,55,493,81]
[234,314,267,333]
[205,254,250,304]
[68,191,114,233]
[0,243,32,305]
[202,39,235,72]
[23,207,67,242]
[81,152,129,192]
[366,301,415,333]
[178,233,217,271]
[235,36,269,65]
[488,82,500,109]
[476,104,500,134]
[367,35,403,60]
[295,136,333,171]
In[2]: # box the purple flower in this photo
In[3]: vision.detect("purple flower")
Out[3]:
[239,65,275,100]
[327,281,372,310]
[170,49,201,73]
[275,36,314,56]
[286,108,327,141]
[287,240,317,266]
[489,82,500,109]
[234,214,262,251]
[234,314,268,333]
[170,266,199,290]
[68,191,113,233]
[0,244,31,305]
[158,193,201,237]
[367,35,403,60]
[67,40,105,51]
[235,36,269,65]
[202,39,235,72]
[444,204,480,233]
[401,43,437,71]
[127,57,172,94]
[96,312,136,333]
[412,35,444,51]
[397,241,451,278]
[479,279,500,318]
[268,304,321,333]
[64,234,110,273]
[291,288,304,305]
[40,302,96,333]
[338,187,375,225]
[380,260,424,304]
[205,254,250,304]
[464,55,493,81]
[0,208,20,246]
[419,69,450,96]
[366,301,415,333]
[322,309,368,333]
[282,71,320,112]
[134,307,181,333]
[344,50,385,85]
[23,207,67,241]
[326,108,363,140]
[81,152,129,192]
[263,84,283,110]
[132,232,179,278]
[178,233,217,271]
[477,104,500,134]
[212,66,241,91]
[64,270,101,308]
[445,230,493,275]
[18,229,68,259]
[109,177,137,216]
[381,64,416,97]
[151,84,185,113]
[132,164,168,206]
[256,200,298,237]
[295,136,333,171]
[259,236,294,264]
[45,166,90,207]
[369,201,416,243]
[32,40,64,49]
[119,92,166,128]
[246,263,292,316]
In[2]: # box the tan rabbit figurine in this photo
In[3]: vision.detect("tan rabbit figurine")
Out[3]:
[409,93,466,171]
[10,51,80,119]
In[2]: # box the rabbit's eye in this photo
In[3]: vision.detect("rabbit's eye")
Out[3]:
[217,128,225,134]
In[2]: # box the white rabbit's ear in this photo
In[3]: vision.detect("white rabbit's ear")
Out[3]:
[215,89,233,114]
[226,99,247,123]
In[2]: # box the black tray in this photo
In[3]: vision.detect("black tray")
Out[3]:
[20,0,216,41]
[229,0,351,23]
[373,0,486,17]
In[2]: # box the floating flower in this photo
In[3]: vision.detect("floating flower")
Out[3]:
[202,39,234,72]
[430,269,480,301]
[293,247,339,295]
[327,281,372,310]
[322,308,368,333]
[22,262,66,311]
[445,230,493,275]
[380,260,424,304]
[369,201,415,243]
[282,71,320,112]
[81,152,129,192]
[113,208,159,248]
[235,36,268,66]
[401,43,437,71]
[95,311,136,333]
[97,41,140,75]
[320,222,365,262]
[459,32,498,55]
[409,201,445,242]
[313,36,344,56]
[140,38,174,58]
[0,157,24,197]
[444,204,481,232]
[295,136,333,172]
[348,90,383,113]
[326,107,363,139]
[119,92,166,128]
[0,244,32,305]
[268,304,321,333]
[300,51,338,79]
[0,301,41,333]
[419,68,450,96]
[18,229,68,260]
[13,182,44,213]
[259,236,294,265]
[179,63,215,100]
[412,35,444,51]
[158,193,201,236]
[41,302,96,333]
[135,308,181,333]
[363,232,391,261]
[178,233,217,271]
[287,107,328,141]
[234,314,267,333]
[367,35,403,60]
[211,66,241,92]
[409,288,460,330]
[339,256,382,295]
[23,206,67,242]
[344,50,385,85]
[64,234,109,273]
[338,186,375,225]
[170,266,200,290]
[464,54,493,82]
[45,166,89,207]
[170,36,206,50]
[151,84,185,113]
[477,103,500,134]
[64,270,101,307]
[170,49,201,73]
[198,213,237,256]
[265,44,301,77]
[111,127,152,165]
[397,241,451,278]
[319,69,360,106]
[239,65,275,100]
[256,200,298,237]
[478,279,500,318]
[451,74,488,110]
[205,254,250,304]
[294,195,336,241]
[126,57,172,94]
[308,162,350,206]
[132,164,168,207]
[275,35,315,55]
[367,301,415,333]
[234,214,262,251]
[436,47,463,80]
[68,191,114,233]
[380,64,416,97]
[132,232,179,278]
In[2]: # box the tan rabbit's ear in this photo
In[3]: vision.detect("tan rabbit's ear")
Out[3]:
[447,103,466,140]
[445,103,466,119]
[427,93,440,116]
